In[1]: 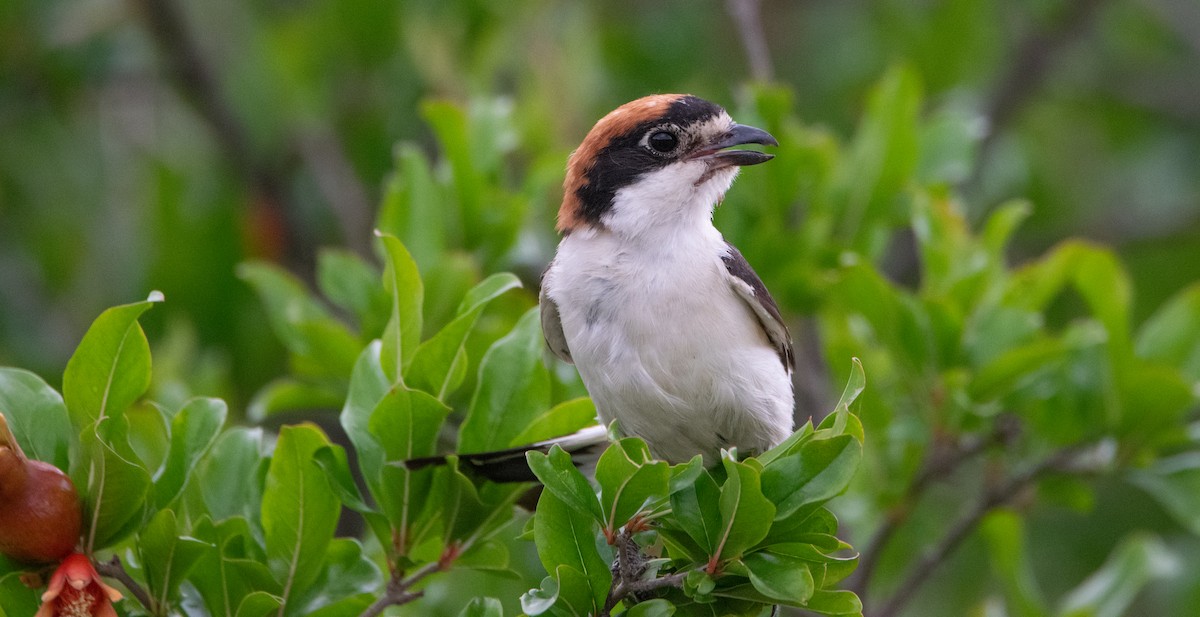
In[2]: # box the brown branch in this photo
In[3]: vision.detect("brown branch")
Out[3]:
[847,416,1020,595]
[357,560,441,617]
[725,0,775,82]
[95,555,157,616]
[599,528,691,617]
[871,447,1088,617]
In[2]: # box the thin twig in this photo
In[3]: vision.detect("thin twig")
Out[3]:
[725,0,775,82]
[357,560,441,617]
[847,416,1020,594]
[872,448,1084,617]
[95,555,157,616]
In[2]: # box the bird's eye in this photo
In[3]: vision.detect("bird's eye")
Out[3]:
[648,130,678,153]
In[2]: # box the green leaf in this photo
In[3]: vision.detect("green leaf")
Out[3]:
[190,516,281,617]
[155,397,226,507]
[511,398,597,446]
[765,358,864,466]
[247,379,345,422]
[368,385,449,543]
[1136,283,1200,382]
[981,510,1048,617]
[378,143,446,268]
[377,233,424,382]
[527,446,604,523]
[520,575,560,616]
[669,458,723,555]
[459,308,551,453]
[1055,534,1175,617]
[316,248,388,335]
[714,458,775,563]
[80,422,151,551]
[339,342,390,497]
[407,272,522,400]
[0,572,40,616]
[457,597,504,617]
[761,434,861,520]
[262,424,340,615]
[63,294,160,430]
[238,263,359,377]
[803,589,863,615]
[595,438,669,532]
[195,427,267,522]
[235,591,283,617]
[742,550,816,606]
[1129,452,1200,536]
[624,599,676,617]
[137,509,210,611]
[533,490,610,609]
[312,445,391,548]
[0,368,73,470]
[289,538,382,616]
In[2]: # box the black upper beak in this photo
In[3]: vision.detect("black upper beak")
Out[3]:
[693,124,778,167]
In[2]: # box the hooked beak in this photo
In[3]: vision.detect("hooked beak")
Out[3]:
[690,123,778,168]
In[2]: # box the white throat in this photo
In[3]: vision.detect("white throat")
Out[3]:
[600,165,740,245]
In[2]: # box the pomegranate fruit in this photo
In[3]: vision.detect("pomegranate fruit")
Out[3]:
[0,413,82,563]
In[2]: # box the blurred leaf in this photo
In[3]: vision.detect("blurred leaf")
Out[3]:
[981,510,1049,617]
[1129,452,1200,535]
[63,294,160,430]
[457,597,504,617]
[137,508,209,610]
[459,308,550,453]
[262,424,340,615]
[155,397,226,507]
[510,397,597,445]
[1136,283,1200,382]
[377,233,424,382]
[0,572,40,616]
[378,144,447,268]
[247,378,345,422]
[0,368,73,470]
[235,591,283,617]
[316,248,388,335]
[625,599,675,617]
[1055,534,1175,617]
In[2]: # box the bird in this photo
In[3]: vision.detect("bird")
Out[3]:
[410,94,794,478]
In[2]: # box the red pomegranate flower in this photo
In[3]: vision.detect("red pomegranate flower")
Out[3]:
[36,553,122,617]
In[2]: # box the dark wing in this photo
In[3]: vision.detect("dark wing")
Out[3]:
[539,274,574,364]
[721,243,794,373]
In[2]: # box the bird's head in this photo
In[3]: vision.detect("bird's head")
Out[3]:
[558,94,777,236]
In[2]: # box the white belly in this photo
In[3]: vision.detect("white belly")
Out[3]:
[543,230,794,463]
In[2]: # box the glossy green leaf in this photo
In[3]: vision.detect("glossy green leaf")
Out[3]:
[195,427,267,522]
[624,599,676,617]
[63,294,160,430]
[595,438,669,532]
[377,232,424,382]
[669,457,723,555]
[137,508,210,611]
[715,458,775,562]
[80,422,151,551]
[527,445,604,523]
[155,397,226,507]
[312,444,391,548]
[189,516,280,617]
[407,272,522,399]
[459,308,551,453]
[742,549,816,606]
[761,434,861,520]
[533,490,610,608]
[262,424,340,615]
[520,575,559,616]
[803,589,864,615]
[0,368,73,470]
[339,341,390,497]
[289,538,382,616]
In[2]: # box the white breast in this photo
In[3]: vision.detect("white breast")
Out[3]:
[542,223,794,463]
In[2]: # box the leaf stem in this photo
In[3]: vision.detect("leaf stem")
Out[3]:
[95,555,158,616]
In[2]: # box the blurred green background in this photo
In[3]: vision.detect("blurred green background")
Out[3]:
[3,0,1196,402]
[1,0,1199,615]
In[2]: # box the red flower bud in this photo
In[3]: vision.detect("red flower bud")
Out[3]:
[35,553,122,617]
